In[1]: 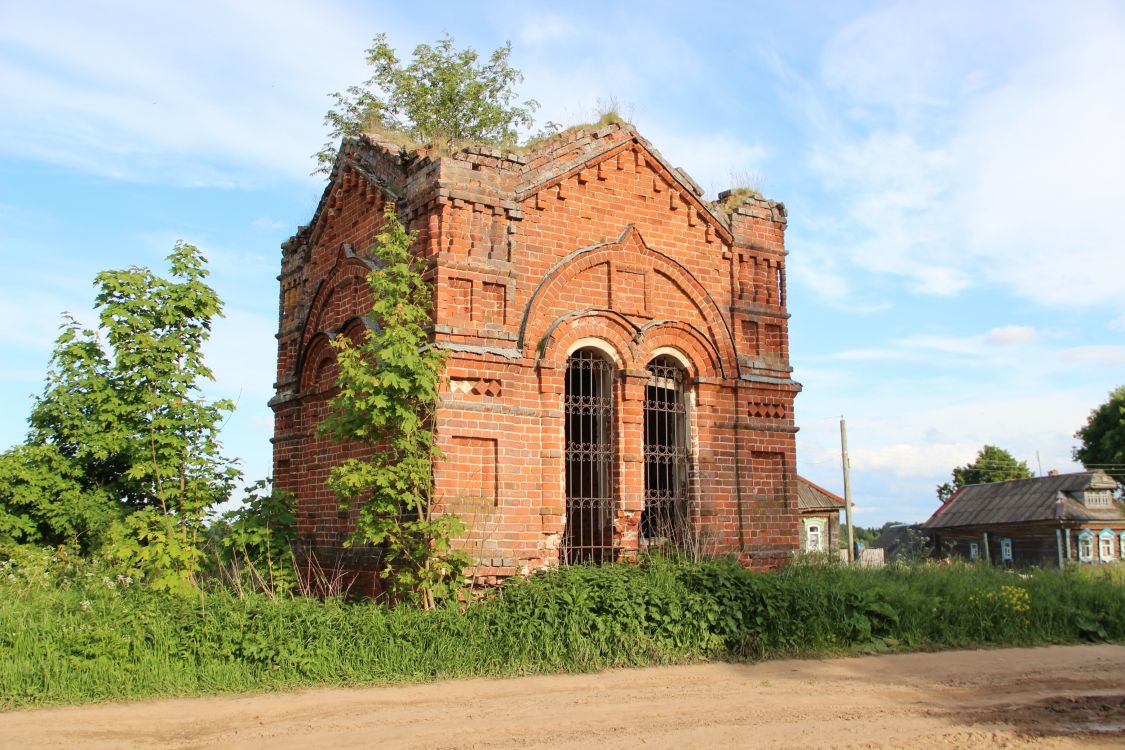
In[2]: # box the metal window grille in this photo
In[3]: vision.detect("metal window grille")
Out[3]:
[563,349,616,563]
[641,356,692,548]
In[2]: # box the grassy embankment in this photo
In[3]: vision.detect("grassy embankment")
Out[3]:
[2,555,1123,708]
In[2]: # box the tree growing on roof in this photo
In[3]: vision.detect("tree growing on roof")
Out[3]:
[314,32,539,173]
[936,445,1033,502]
[1073,385,1125,489]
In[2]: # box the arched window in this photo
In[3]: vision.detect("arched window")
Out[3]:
[641,355,691,547]
[563,348,616,563]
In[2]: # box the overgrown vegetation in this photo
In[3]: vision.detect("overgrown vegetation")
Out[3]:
[714,171,764,216]
[209,479,298,597]
[2,555,1122,708]
[320,205,468,607]
[316,33,539,171]
[0,244,240,595]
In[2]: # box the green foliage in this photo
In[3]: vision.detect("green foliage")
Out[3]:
[1074,385,1125,487]
[316,32,538,171]
[102,509,202,597]
[88,243,239,519]
[937,444,1033,502]
[0,444,117,547]
[4,556,1125,708]
[320,205,468,606]
[0,243,239,587]
[213,480,298,596]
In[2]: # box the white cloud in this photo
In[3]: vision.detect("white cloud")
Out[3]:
[1060,345,1125,368]
[830,324,1043,364]
[252,217,288,232]
[0,0,379,186]
[984,325,1038,346]
[797,2,1125,313]
[798,387,1092,521]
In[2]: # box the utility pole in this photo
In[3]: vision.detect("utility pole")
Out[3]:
[840,416,856,563]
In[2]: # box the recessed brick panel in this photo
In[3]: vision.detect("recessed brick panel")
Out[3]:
[479,282,506,325]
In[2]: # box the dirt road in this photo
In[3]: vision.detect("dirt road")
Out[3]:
[2,644,1124,749]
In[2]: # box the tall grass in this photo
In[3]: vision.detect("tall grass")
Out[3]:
[2,556,1123,708]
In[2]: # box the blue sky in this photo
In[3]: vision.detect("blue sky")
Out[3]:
[2,0,1123,526]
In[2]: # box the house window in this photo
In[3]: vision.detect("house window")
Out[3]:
[806,523,822,552]
[1083,491,1112,508]
[641,355,691,547]
[1078,532,1095,562]
[1000,538,1013,562]
[1120,533,1125,558]
[969,542,979,561]
[563,348,616,564]
[1099,530,1116,562]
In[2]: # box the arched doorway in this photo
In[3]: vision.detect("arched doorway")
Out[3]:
[641,355,691,547]
[563,347,616,563]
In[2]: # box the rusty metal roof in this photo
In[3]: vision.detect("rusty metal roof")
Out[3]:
[797,475,845,512]
[922,470,1122,529]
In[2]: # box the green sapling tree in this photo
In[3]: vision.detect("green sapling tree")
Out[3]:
[0,243,239,594]
[320,204,468,608]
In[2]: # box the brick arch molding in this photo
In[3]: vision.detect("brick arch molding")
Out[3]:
[296,316,368,395]
[295,246,373,375]
[634,320,724,379]
[517,224,737,376]
[538,309,640,370]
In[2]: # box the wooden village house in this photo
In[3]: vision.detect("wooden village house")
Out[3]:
[270,123,802,589]
[796,476,843,554]
[921,470,1124,567]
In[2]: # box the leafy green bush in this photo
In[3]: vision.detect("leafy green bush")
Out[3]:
[208,480,298,597]
[2,556,1123,708]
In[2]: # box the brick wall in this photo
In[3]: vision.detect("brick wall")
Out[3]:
[272,123,801,585]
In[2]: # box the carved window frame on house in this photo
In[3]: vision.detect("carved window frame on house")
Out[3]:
[804,519,823,552]
[969,542,980,561]
[1099,529,1116,562]
[641,355,692,549]
[1000,537,1013,563]
[562,347,617,564]
[1120,532,1125,559]
[1078,530,1095,563]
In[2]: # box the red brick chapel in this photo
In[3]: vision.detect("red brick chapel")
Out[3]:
[271,122,801,585]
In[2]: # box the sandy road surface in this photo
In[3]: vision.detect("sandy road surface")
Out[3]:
[2,645,1124,749]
